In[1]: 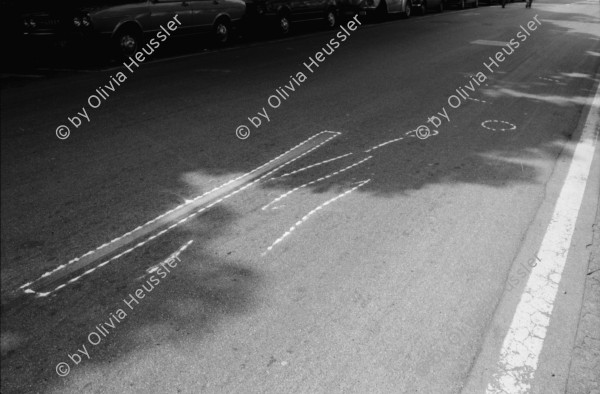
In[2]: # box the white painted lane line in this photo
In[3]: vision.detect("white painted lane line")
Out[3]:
[486,83,600,394]
[19,131,340,295]
[261,156,372,211]
[265,179,371,253]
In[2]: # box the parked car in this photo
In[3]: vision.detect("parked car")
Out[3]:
[249,0,340,36]
[444,0,478,8]
[21,0,246,60]
[412,0,444,14]
[340,0,412,21]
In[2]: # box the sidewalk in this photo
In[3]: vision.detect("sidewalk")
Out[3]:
[566,208,600,394]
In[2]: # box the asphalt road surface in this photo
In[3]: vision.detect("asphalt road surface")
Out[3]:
[1,1,599,393]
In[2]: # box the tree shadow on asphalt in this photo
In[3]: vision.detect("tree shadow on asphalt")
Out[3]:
[1,6,599,394]
[1,205,262,393]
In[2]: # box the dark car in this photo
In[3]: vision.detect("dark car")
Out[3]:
[21,0,246,60]
[444,0,478,8]
[249,0,340,36]
[411,0,444,14]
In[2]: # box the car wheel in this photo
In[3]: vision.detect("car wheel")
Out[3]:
[402,0,412,17]
[213,18,231,45]
[325,8,338,28]
[114,27,141,61]
[278,12,291,35]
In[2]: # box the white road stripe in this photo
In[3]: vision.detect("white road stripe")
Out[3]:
[486,82,600,393]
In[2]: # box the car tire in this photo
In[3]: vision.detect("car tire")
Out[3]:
[113,26,141,61]
[325,8,338,28]
[277,11,291,36]
[213,18,232,45]
[402,0,412,17]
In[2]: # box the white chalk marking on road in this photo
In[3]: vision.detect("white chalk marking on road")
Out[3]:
[29,240,195,298]
[486,83,599,394]
[19,131,340,294]
[471,40,511,47]
[467,97,488,104]
[365,137,405,152]
[261,156,372,211]
[265,179,371,253]
[268,152,354,181]
[481,120,517,131]
[538,76,560,83]
[405,128,439,139]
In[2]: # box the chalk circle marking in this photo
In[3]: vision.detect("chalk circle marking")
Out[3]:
[406,126,439,140]
[481,120,517,132]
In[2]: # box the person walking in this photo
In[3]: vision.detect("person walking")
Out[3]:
[501,0,506,7]
[525,0,532,7]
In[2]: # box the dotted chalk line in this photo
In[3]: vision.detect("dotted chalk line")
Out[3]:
[365,137,404,152]
[19,131,339,294]
[268,152,354,181]
[265,179,370,253]
[261,156,372,211]
[26,240,194,298]
[405,128,439,139]
[467,97,488,103]
[538,76,560,83]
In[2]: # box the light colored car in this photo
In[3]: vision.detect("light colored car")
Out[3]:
[22,0,246,59]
